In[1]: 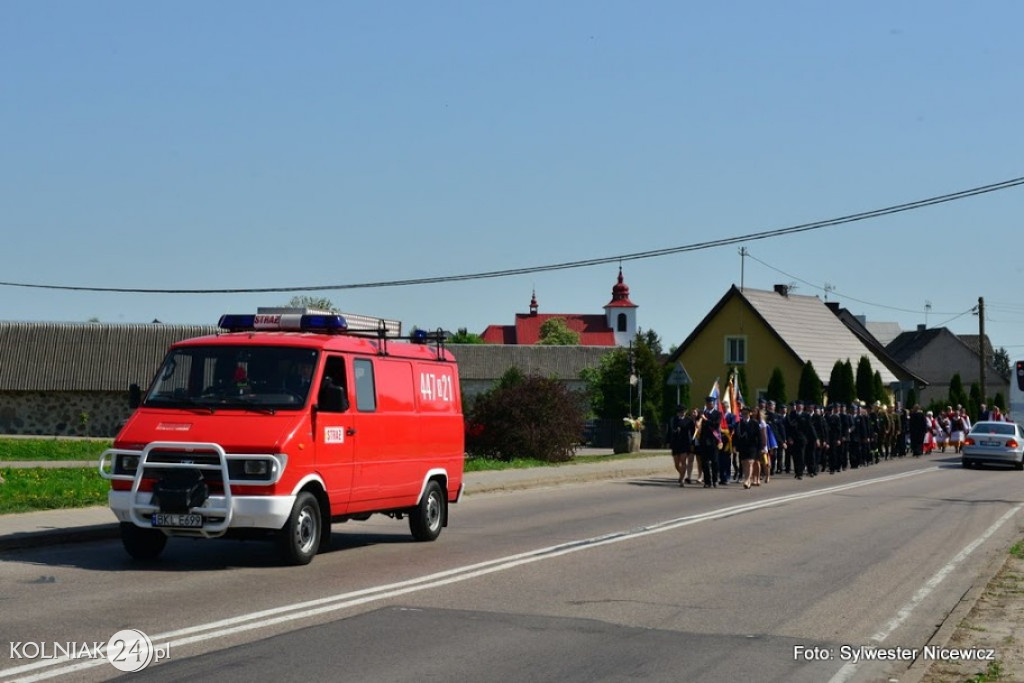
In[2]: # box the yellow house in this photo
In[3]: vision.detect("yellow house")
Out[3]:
[667,284,920,405]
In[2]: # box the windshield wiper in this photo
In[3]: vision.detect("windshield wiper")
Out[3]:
[144,396,216,414]
[215,396,277,415]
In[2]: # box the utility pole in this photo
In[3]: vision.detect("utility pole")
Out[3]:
[979,296,986,402]
[738,247,747,291]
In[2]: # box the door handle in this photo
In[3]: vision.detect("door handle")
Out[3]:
[346,428,356,436]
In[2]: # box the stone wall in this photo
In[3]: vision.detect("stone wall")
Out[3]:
[0,391,133,437]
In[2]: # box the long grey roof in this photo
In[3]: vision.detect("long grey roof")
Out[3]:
[738,288,900,384]
[0,322,218,391]
[0,323,616,392]
[447,344,614,380]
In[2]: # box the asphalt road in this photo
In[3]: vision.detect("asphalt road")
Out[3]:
[1,454,1022,683]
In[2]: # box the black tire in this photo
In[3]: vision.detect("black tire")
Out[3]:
[278,491,321,566]
[409,480,445,542]
[1015,459,1023,471]
[121,523,168,561]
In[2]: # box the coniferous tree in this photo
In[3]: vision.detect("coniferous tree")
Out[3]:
[842,360,856,403]
[766,367,788,406]
[828,360,853,405]
[855,356,874,404]
[872,371,886,405]
[969,382,982,420]
[798,361,823,405]
[948,373,968,408]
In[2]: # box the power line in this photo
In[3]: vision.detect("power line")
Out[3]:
[2,175,1023,295]
[743,251,963,316]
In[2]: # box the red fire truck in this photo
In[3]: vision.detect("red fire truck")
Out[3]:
[100,311,464,565]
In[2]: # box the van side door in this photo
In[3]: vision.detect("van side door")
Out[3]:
[314,354,355,515]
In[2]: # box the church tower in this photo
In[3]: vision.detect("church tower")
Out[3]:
[604,267,638,347]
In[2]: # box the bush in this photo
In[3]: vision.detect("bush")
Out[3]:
[466,374,586,463]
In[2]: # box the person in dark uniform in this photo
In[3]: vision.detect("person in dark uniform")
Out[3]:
[786,400,817,480]
[810,404,828,477]
[850,403,870,467]
[668,404,695,487]
[697,396,723,488]
[839,403,853,469]
[734,406,761,488]
[908,404,928,456]
[896,404,909,457]
[772,402,789,474]
[826,403,845,474]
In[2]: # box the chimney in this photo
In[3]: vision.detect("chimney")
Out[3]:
[825,302,839,313]
[917,324,926,332]
[773,284,789,297]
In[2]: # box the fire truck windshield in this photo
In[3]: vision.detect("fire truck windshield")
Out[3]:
[144,345,319,411]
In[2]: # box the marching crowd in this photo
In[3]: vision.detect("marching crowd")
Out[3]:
[665,396,1009,489]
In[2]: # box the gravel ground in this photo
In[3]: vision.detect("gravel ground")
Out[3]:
[916,547,1024,683]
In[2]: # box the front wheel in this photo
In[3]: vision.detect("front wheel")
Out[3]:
[121,523,167,561]
[278,492,321,565]
[409,480,445,542]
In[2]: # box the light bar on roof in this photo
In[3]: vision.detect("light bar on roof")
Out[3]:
[218,313,349,333]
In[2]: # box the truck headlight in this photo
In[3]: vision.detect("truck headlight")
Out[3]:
[118,455,140,474]
[243,460,269,476]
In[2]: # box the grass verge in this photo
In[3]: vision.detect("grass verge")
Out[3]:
[0,438,665,513]
[0,467,109,514]
[0,438,112,462]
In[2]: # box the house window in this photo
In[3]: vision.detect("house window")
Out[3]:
[725,336,747,364]
[616,313,627,332]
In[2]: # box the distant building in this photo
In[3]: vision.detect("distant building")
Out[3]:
[666,284,922,404]
[886,325,1008,407]
[480,268,637,347]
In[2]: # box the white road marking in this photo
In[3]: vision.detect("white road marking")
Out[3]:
[6,466,999,683]
[827,504,1023,683]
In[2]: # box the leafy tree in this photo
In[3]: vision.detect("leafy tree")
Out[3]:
[465,373,586,463]
[448,327,485,344]
[537,318,580,345]
[639,328,664,357]
[855,356,875,404]
[287,295,336,311]
[495,366,525,391]
[765,367,787,406]
[993,392,1006,411]
[797,361,823,405]
[584,331,665,437]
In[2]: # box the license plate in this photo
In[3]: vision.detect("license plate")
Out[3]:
[152,513,203,528]
[981,440,1002,447]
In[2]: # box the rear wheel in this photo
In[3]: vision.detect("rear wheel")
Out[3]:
[409,480,445,542]
[278,492,321,565]
[121,523,167,561]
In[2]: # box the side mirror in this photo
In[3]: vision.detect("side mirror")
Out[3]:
[318,384,349,413]
[129,383,142,409]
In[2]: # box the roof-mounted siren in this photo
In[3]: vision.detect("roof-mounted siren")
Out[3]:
[217,313,349,334]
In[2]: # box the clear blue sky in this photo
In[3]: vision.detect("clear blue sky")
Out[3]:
[3,2,1023,354]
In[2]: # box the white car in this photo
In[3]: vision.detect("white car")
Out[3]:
[962,421,1024,470]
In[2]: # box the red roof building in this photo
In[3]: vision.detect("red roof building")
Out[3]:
[480,269,638,347]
